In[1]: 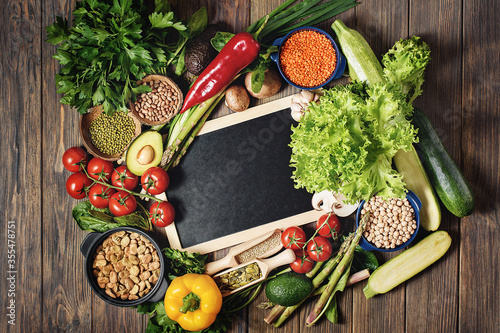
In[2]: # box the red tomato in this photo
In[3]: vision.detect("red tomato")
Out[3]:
[109,191,137,216]
[316,213,341,239]
[111,166,139,191]
[88,184,116,209]
[62,147,89,172]
[66,172,92,199]
[290,249,314,274]
[141,167,170,195]
[87,157,114,182]
[149,201,175,227]
[281,226,307,250]
[307,236,333,262]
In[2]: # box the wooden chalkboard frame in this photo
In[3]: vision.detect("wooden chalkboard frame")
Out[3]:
[164,96,323,254]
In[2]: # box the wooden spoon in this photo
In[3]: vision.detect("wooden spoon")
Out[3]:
[214,248,296,297]
[205,229,283,276]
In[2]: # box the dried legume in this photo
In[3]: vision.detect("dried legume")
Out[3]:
[279,30,337,88]
[361,196,417,249]
[89,111,135,155]
[133,79,180,123]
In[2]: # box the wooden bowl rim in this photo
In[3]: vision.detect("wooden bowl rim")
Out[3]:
[80,105,142,161]
[129,74,184,126]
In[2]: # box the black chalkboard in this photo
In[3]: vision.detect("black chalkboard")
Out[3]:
[167,108,313,248]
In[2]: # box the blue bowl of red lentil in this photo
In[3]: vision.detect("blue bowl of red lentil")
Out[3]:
[355,190,422,252]
[271,26,346,90]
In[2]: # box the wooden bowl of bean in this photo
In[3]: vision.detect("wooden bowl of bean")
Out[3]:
[355,190,422,252]
[80,105,142,161]
[129,75,183,126]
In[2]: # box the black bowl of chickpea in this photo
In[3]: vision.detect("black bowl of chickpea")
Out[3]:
[355,191,421,252]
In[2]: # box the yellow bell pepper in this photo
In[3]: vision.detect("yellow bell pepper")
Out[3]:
[164,273,223,331]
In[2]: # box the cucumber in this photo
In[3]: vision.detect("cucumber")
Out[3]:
[413,108,475,217]
[363,231,451,299]
[265,272,313,306]
[394,146,442,231]
[331,20,385,85]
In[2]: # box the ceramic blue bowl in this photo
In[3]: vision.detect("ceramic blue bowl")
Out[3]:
[270,26,346,90]
[355,190,422,252]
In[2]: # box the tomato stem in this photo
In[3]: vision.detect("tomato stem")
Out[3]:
[81,167,162,203]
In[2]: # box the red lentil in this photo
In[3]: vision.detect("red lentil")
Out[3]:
[279,30,337,88]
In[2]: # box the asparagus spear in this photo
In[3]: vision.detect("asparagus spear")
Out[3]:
[305,214,369,326]
[263,268,370,325]
[271,232,356,327]
[165,93,225,170]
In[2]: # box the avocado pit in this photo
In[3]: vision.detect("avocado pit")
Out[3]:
[137,145,155,165]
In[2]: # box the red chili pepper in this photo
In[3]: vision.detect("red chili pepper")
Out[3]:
[179,32,260,113]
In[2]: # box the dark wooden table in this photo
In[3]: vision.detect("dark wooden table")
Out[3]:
[1,0,499,332]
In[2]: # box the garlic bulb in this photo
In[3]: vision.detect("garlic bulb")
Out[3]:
[290,90,320,121]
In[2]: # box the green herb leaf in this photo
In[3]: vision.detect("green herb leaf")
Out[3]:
[211,31,235,52]
[187,7,208,37]
[324,294,338,324]
[163,248,207,278]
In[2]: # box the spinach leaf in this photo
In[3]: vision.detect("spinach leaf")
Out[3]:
[211,31,235,52]
[72,201,152,232]
[248,46,278,93]
[352,245,379,273]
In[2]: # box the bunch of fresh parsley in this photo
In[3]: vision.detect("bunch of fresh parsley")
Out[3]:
[46,0,207,115]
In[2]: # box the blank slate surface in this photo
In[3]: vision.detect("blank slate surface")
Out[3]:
[167,108,313,248]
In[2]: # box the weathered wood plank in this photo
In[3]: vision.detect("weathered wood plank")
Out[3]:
[0,0,42,332]
[460,0,500,331]
[405,0,462,331]
[41,1,95,332]
[352,1,409,332]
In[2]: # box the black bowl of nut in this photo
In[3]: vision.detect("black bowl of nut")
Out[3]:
[355,190,421,252]
[129,74,183,126]
[80,227,168,307]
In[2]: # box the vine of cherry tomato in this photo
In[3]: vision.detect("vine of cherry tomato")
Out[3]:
[149,201,175,227]
[281,226,307,251]
[87,157,114,182]
[62,147,89,172]
[88,184,116,209]
[290,249,314,274]
[109,191,137,216]
[316,213,341,239]
[141,167,170,195]
[111,166,139,191]
[306,236,333,262]
[66,172,93,199]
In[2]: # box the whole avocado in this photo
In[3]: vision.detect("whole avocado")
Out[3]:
[185,24,220,75]
[265,272,313,306]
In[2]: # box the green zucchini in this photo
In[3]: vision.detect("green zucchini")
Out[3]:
[363,231,451,299]
[394,146,441,231]
[413,108,475,217]
[331,20,385,85]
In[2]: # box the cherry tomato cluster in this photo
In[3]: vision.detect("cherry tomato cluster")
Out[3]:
[62,147,175,227]
[281,213,342,274]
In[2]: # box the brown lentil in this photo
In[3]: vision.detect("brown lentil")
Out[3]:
[279,30,337,88]
[361,196,417,250]
[133,79,180,123]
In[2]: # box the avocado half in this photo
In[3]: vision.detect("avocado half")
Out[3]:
[125,130,163,176]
